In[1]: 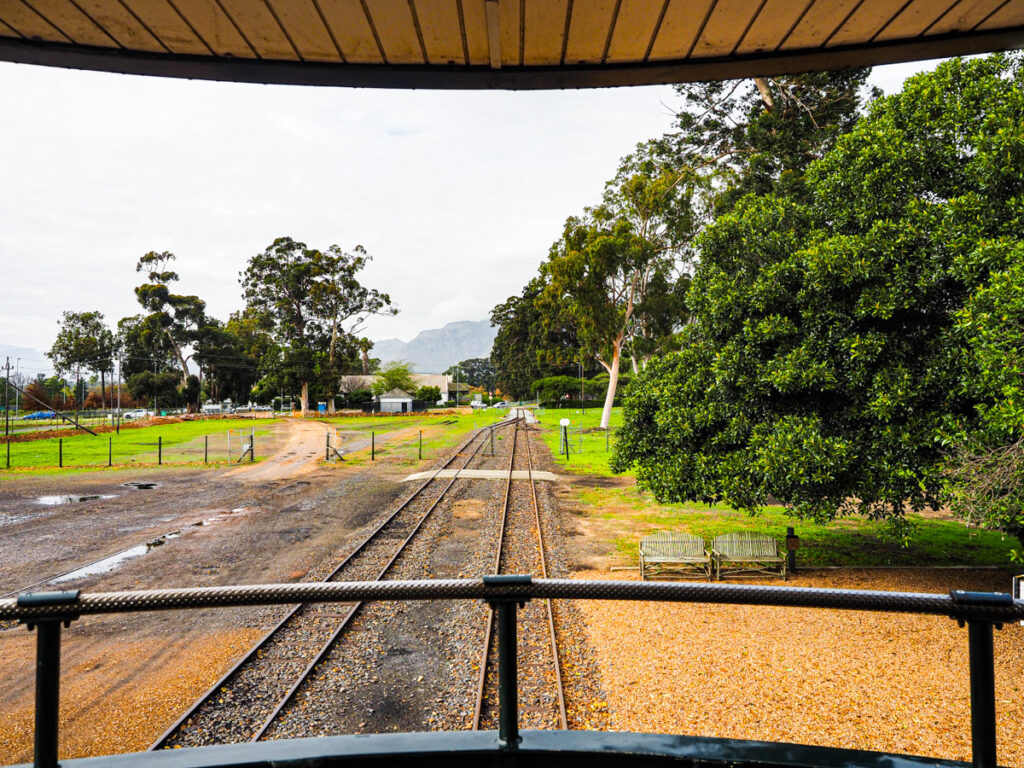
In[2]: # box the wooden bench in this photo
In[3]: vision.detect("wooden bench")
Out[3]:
[639,532,711,581]
[711,532,786,580]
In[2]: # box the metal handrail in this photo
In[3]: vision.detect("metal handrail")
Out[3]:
[4,578,1022,622]
[8,577,1022,768]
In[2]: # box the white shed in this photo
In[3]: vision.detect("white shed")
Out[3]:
[378,389,414,414]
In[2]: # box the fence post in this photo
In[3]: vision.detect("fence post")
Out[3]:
[108,437,112,467]
[249,434,254,463]
[371,432,375,461]
[6,438,9,469]
[158,436,162,465]
[204,435,208,464]
[58,438,62,468]
[419,430,422,460]
[325,430,330,462]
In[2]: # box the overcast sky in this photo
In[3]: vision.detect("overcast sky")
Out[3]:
[0,57,943,377]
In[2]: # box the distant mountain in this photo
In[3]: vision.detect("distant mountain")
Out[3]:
[372,320,497,373]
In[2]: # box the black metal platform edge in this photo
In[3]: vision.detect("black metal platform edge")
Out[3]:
[13,730,973,768]
[2,27,1023,90]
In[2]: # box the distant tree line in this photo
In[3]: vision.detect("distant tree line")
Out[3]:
[44,237,396,416]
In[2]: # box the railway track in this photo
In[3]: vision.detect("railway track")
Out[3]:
[151,418,519,749]
[472,418,567,731]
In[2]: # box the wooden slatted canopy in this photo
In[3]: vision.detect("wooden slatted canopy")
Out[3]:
[0,0,1022,89]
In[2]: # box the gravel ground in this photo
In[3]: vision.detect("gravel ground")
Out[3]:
[261,422,517,740]
[572,567,1024,764]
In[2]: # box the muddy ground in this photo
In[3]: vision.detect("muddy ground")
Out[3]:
[0,421,446,763]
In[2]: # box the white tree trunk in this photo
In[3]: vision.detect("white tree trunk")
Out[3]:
[600,343,621,430]
[300,381,310,416]
[631,355,639,375]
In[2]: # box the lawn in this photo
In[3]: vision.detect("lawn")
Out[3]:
[323,410,498,467]
[532,405,627,476]
[0,419,281,472]
[533,407,1019,568]
[568,482,1019,568]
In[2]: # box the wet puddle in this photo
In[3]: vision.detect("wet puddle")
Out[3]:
[122,481,159,490]
[45,507,253,585]
[36,494,116,506]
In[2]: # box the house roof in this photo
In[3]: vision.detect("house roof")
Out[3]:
[379,389,413,400]
[2,1,1022,90]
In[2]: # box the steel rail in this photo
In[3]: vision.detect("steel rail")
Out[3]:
[470,418,566,731]
[523,422,568,729]
[250,418,520,741]
[470,418,519,729]
[149,419,514,750]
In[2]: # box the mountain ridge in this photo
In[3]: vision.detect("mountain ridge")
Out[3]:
[371,319,496,373]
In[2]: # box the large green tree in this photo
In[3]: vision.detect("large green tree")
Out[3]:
[614,54,1024,538]
[242,237,392,415]
[48,310,115,410]
[490,277,578,399]
[134,251,207,385]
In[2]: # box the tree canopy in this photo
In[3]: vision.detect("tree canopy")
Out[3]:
[613,53,1024,545]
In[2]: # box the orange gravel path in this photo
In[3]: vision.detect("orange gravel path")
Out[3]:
[0,625,262,763]
[574,568,1023,764]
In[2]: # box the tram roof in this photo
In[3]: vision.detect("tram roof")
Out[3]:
[0,0,1023,89]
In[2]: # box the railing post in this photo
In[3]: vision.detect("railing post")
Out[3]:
[484,574,530,750]
[968,620,997,768]
[951,590,1010,768]
[18,591,80,768]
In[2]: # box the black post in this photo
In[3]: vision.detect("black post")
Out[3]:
[419,430,422,460]
[32,620,63,768]
[495,600,520,748]
[249,434,254,463]
[158,436,162,465]
[786,526,798,574]
[371,432,375,461]
[204,435,208,464]
[58,439,62,468]
[6,438,9,469]
[325,430,330,462]
[108,437,112,467]
[968,620,998,768]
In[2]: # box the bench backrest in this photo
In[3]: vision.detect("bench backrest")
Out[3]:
[713,532,779,557]
[640,531,705,558]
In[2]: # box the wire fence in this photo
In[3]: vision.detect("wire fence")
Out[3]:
[0,424,284,470]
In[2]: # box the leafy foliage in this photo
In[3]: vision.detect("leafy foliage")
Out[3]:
[615,54,1024,534]
[371,361,417,396]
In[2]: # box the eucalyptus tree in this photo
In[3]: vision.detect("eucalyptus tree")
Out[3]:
[48,310,115,408]
[134,251,207,383]
[309,244,397,411]
[242,236,394,415]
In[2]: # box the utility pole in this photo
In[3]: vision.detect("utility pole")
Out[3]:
[14,358,19,415]
[4,357,9,437]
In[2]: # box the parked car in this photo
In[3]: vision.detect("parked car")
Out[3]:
[21,411,56,420]
[470,400,488,409]
[490,401,509,409]
[121,409,149,420]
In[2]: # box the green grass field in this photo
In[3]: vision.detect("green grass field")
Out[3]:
[323,410,498,467]
[0,419,281,473]
[533,406,1018,567]
[532,405,626,476]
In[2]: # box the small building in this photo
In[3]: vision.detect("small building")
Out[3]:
[378,389,414,413]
